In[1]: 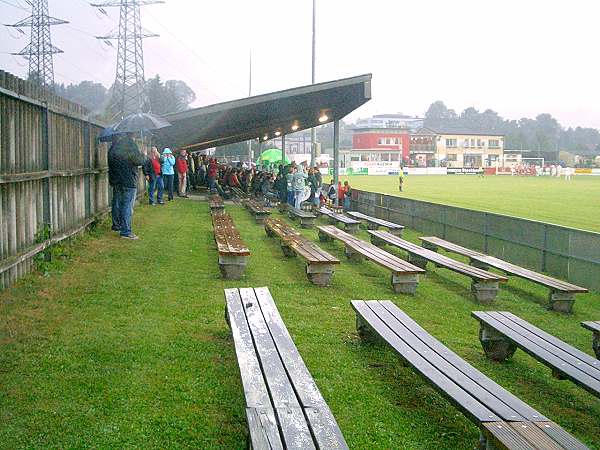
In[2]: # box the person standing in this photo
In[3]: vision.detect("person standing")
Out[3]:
[292,165,308,209]
[108,134,123,231]
[176,149,189,198]
[337,181,345,208]
[161,148,176,201]
[207,158,218,193]
[143,147,164,205]
[107,132,144,240]
[286,166,295,205]
[399,169,405,192]
[314,166,322,208]
[343,180,352,210]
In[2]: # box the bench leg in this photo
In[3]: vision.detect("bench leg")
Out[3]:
[471,281,499,304]
[366,223,379,230]
[345,223,359,234]
[281,244,296,258]
[218,255,249,280]
[356,312,377,342]
[278,203,289,213]
[552,368,569,380]
[370,235,386,248]
[300,217,315,229]
[306,263,335,286]
[254,215,266,224]
[391,273,419,295]
[327,217,337,225]
[265,226,274,237]
[593,332,600,360]
[287,211,297,221]
[478,322,517,361]
[318,231,332,242]
[547,291,575,313]
[344,245,365,262]
[407,253,428,270]
[479,429,500,450]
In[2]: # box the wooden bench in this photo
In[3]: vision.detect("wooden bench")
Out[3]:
[420,236,588,313]
[288,207,317,228]
[369,230,507,303]
[243,198,271,224]
[581,321,600,359]
[317,225,424,294]
[318,207,360,234]
[230,186,249,202]
[208,194,224,212]
[265,218,340,286]
[225,287,349,450]
[212,211,250,279]
[352,300,590,450]
[347,211,404,236]
[472,311,600,398]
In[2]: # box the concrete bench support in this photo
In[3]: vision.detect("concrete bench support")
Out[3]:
[344,222,359,234]
[370,234,387,248]
[471,280,499,304]
[218,255,249,280]
[548,291,575,313]
[344,245,365,262]
[478,322,517,361]
[391,273,419,295]
[306,263,335,286]
[281,244,296,258]
[299,217,315,228]
[278,203,289,213]
[318,230,333,242]
[407,252,428,270]
[592,332,600,360]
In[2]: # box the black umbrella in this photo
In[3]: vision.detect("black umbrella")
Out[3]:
[113,112,171,133]
[98,124,125,142]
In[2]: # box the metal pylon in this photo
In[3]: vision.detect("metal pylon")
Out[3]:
[6,0,68,90]
[92,0,163,118]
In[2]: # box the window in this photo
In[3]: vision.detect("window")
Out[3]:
[477,139,483,147]
[447,154,457,161]
[381,153,390,161]
[489,139,500,148]
[361,154,368,161]
[390,153,399,161]
[445,139,457,148]
[350,156,360,162]
[377,138,384,145]
[470,138,475,147]
[464,139,469,148]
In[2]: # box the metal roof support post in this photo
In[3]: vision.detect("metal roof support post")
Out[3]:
[333,119,340,185]
[282,135,286,166]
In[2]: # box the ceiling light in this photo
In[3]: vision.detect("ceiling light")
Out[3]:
[263,135,268,141]
[275,131,281,137]
[318,114,329,123]
[291,124,299,131]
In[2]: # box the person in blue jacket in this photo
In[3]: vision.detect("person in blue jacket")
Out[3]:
[161,148,176,201]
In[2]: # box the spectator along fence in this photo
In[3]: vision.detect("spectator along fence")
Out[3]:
[0,71,114,289]
[352,189,600,292]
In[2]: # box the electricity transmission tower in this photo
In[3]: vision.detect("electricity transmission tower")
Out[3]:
[6,0,68,90]
[92,0,163,118]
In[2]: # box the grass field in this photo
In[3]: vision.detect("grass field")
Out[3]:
[330,175,600,232]
[1,200,599,449]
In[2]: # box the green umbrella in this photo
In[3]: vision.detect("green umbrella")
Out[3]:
[256,148,290,166]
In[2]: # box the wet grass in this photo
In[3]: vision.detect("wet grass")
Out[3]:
[0,199,599,449]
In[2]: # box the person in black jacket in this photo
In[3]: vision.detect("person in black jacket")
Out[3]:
[107,133,145,240]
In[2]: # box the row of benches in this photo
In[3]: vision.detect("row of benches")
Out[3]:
[225,287,592,450]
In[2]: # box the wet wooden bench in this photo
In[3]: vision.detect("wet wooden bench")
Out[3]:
[212,211,250,280]
[288,206,317,228]
[369,230,507,303]
[317,225,424,294]
[347,211,404,236]
[225,287,349,450]
[318,207,360,234]
[243,198,271,224]
[352,300,590,450]
[472,311,600,399]
[265,218,340,286]
[419,236,588,313]
[230,186,249,202]
[581,321,600,359]
[208,194,224,212]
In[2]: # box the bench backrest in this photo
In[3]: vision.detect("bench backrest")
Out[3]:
[225,287,348,449]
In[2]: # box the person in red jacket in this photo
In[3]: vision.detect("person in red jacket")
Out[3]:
[207,158,218,193]
[176,149,189,198]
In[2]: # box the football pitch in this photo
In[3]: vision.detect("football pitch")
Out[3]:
[334,175,600,232]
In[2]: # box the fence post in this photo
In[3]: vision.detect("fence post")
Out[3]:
[41,103,52,231]
[541,224,548,272]
[484,212,489,253]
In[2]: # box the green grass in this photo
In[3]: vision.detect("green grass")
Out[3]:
[1,200,599,449]
[330,175,600,232]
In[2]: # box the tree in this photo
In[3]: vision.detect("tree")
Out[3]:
[424,101,458,127]
[145,75,196,115]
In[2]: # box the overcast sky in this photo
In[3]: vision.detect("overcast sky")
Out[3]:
[1,0,599,127]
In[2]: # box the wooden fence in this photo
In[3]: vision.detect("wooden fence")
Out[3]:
[0,70,111,289]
